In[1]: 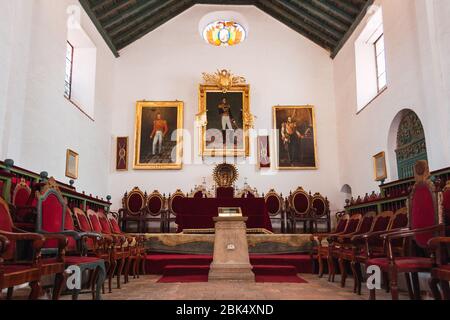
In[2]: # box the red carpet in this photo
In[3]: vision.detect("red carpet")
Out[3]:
[146,253,312,283]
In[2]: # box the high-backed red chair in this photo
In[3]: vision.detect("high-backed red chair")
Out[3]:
[143,191,165,233]
[428,236,450,300]
[168,190,186,233]
[0,198,43,299]
[442,181,450,235]
[95,208,130,291]
[264,189,285,234]
[288,187,313,233]
[367,161,445,300]
[337,211,393,293]
[119,187,146,233]
[35,179,107,300]
[311,193,331,233]
[10,178,36,231]
[312,213,350,278]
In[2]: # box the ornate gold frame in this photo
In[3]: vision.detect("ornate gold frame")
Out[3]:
[198,70,252,157]
[273,105,319,170]
[65,149,79,179]
[373,151,387,181]
[116,136,129,171]
[133,101,183,170]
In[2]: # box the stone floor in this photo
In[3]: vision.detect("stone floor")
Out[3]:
[4,274,417,300]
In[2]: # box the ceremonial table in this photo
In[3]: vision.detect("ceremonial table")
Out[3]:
[175,198,272,232]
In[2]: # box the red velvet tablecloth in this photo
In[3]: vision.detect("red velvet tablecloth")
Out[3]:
[175,198,272,232]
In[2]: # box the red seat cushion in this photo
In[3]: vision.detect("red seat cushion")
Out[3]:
[64,256,102,265]
[367,257,432,271]
[3,264,39,273]
[411,184,436,248]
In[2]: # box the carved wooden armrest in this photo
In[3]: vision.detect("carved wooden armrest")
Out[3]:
[428,236,450,266]
[428,236,450,249]
[37,232,68,261]
[0,231,44,264]
[0,234,9,256]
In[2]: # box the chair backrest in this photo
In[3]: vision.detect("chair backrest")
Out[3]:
[342,214,362,234]
[236,186,259,199]
[311,193,329,218]
[408,161,441,248]
[97,209,113,234]
[371,211,394,232]
[356,212,376,234]
[334,213,349,233]
[12,178,31,207]
[289,187,312,217]
[146,191,164,216]
[389,207,409,230]
[108,214,122,234]
[168,190,185,217]
[190,185,212,199]
[36,178,66,249]
[0,197,16,259]
[86,209,104,234]
[264,189,283,217]
[123,187,146,216]
[73,207,93,232]
[63,207,79,252]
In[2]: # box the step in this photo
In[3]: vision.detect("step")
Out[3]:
[162,264,298,277]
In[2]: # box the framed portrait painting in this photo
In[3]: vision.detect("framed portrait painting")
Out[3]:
[116,137,128,171]
[198,85,250,157]
[373,151,387,181]
[257,136,271,169]
[133,101,183,170]
[273,106,318,170]
[65,149,79,179]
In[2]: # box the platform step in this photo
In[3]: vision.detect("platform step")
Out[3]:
[162,264,298,277]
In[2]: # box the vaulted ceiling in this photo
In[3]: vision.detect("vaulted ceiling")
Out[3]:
[79,0,374,58]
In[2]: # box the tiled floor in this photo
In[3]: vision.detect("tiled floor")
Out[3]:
[5,273,418,300]
[52,274,411,300]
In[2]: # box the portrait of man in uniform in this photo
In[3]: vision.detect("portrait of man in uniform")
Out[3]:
[134,101,183,170]
[274,106,318,170]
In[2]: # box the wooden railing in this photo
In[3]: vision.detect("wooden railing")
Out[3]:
[0,159,111,212]
[345,166,450,215]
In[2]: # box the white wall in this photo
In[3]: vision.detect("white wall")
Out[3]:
[334,0,450,197]
[108,5,341,211]
[0,0,116,197]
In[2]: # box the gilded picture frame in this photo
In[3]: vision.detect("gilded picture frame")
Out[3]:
[273,105,319,170]
[198,84,251,157]
[65,149,79,179]
[134,101,183,170]
[373,151,387,181]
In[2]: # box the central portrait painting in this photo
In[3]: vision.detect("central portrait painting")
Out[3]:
[199,85,250,157]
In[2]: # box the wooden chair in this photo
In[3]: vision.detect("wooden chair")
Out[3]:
[442,181,450,236]
[107,212,146,280]
[288,187,313,233]
[119,187,146,233]
[190,185,213,199]
[326,213,364,283]
[312,213,349,278]
[10,178,35,231]
[367,161,445,300]
[143,191,165,233]
[167,190,186,233]
[264,189,285,234]
[0,199,43,300]
[428,237,450,300]
[237,185,259,199]
[311,193,331,233]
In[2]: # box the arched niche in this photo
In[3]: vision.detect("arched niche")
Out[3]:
[387,109,428,180]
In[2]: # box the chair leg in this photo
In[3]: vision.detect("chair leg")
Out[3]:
[116,258,125,289]
[124,257,131,283]
[318,254,324,278]
[429,277,441,300]
[411,272,421,300]
[440,280,450,300]
[327,255,334,282]
[29,281,41,300]
[369,288,376,300]
[91,268,100,300]
[404,273,414,300]
[390,269,399,300]
[52,272,68,300]
[350,260,358,294]
[141,254,146,276]
[108,259,117,293]
[355,262,363,295]
[339,257,347,288]
[6,287,14,300]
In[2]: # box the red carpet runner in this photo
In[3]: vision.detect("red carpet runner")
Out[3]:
[145,254,312,284]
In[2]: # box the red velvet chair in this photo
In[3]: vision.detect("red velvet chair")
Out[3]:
[311,193,331,233]
[0,200,43,300]
[428,237,450,300]
[10,178,36,231]
[119,187,146,233]
[337,211,393,293]
[288,187,313,233]
[442,181,450,235]
[167,190,186,233]
[35,179,107,300]
[264,189,285,234]
[312,213,350,278]
[143,191,165,233]
[367,161,445,300]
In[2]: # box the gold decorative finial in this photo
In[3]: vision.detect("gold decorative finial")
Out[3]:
[202,69,246,93]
